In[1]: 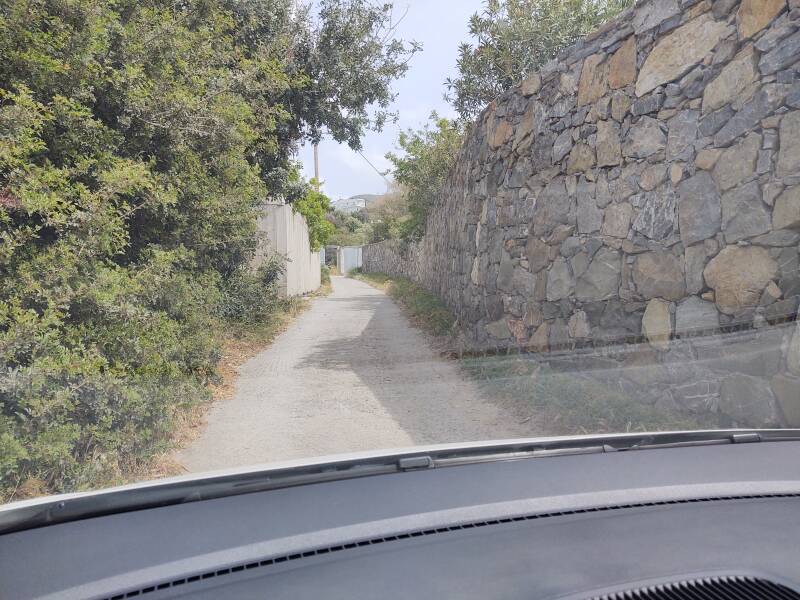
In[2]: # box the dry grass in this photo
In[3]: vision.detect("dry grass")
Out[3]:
[352,271,712,437]
[318,265,333,296]
[461,354,715,436]
[353,271,455,337]
[137,298,311,481]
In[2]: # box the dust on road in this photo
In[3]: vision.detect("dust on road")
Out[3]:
[177,276,534,473]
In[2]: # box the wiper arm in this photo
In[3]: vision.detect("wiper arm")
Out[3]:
[2,429,799,536]
[425,429,800,468]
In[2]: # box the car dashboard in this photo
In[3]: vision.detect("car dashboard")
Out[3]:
[2,438,800,599]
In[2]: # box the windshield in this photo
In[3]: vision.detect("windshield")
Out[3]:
[2,0,799,504]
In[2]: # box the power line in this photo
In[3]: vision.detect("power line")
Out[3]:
[357,150,392,185]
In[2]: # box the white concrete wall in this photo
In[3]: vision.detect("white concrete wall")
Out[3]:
[255,203,321,297]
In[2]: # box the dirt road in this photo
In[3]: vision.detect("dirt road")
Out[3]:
[177,276,533,473]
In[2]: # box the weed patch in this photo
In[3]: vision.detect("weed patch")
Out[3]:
[355,271,711,437]
[461,354,715,435]
[354,271,454,337]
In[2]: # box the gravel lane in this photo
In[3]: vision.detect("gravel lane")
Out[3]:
[177,276,533,473]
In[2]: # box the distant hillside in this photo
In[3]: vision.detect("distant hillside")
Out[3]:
[347,193,381,202]
[332,193,382,213]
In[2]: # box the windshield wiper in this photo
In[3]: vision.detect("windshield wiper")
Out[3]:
[418,429,800,468]
[2,429,799,536]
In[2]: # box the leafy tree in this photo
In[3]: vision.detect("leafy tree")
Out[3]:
[445,0,633,121]
[366,184,409,243]
[0,0,414,498]
[283,0,422,150]
[326,207,372,246]
[386,115,464,241]
[293,182,336,251]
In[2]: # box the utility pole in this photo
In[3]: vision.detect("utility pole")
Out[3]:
[313,143,320,191]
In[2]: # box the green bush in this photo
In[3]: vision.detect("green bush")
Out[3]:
[445,0,634,121]
[389,279,455,336]
[217,257,286,324]
[0,251,220,495]
[294,184,336,251]
[0,369,211,493]
[386,115,465,242]
[0,0,415,499]
[327,208,374,246]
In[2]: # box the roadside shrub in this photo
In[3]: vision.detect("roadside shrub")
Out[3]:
[0,252,220,497]
[446,0,634,121]
[0,0,414,500]
[321,265,331,286]
[386,115,465,242]
[293,184,336,251]
[389,278,456,336]
[0,369,210,494]
[217,256,286,325]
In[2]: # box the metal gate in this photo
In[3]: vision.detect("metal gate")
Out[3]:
[337,246,363,275]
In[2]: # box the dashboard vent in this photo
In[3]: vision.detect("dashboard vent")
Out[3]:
[591,575,800,600]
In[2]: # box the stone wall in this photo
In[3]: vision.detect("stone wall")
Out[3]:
[363,0,800,427]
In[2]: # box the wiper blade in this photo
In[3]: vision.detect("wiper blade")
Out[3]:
[2,429,799,536]
[422,430,800,467]
[0,458,402,536]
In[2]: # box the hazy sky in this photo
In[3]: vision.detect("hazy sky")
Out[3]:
[297,0,485,201]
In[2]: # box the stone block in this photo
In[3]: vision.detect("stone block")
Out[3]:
[704,246,779,314]
[676,172,722,246]
[634,252,686,300]
[488,117,513,150]
[667,110,699,161]
[721,180,771,243]
[608,36,637,89]
[773,185,800,230]
[684,244,708,295]
[675,296,720,335]
[631,187,678,241]
[712,132,761,191]
[578,53,608,106]
[546,258,575,301]
[777,110,800,177]
[486,318,512,340]
[633,0,680,34]
[714,84,788,145]
[596,119,622,166]
[704,46,758,114]
[642,298,673,350]
[575,248,622,302]
[765,296,800,323]
[602,202,633,238]
[636,13,733,97]
[623,116,666,158]
[567,142,596,174]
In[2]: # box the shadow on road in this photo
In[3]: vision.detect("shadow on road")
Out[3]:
[303,278,799,435]
[296,282,537,445]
